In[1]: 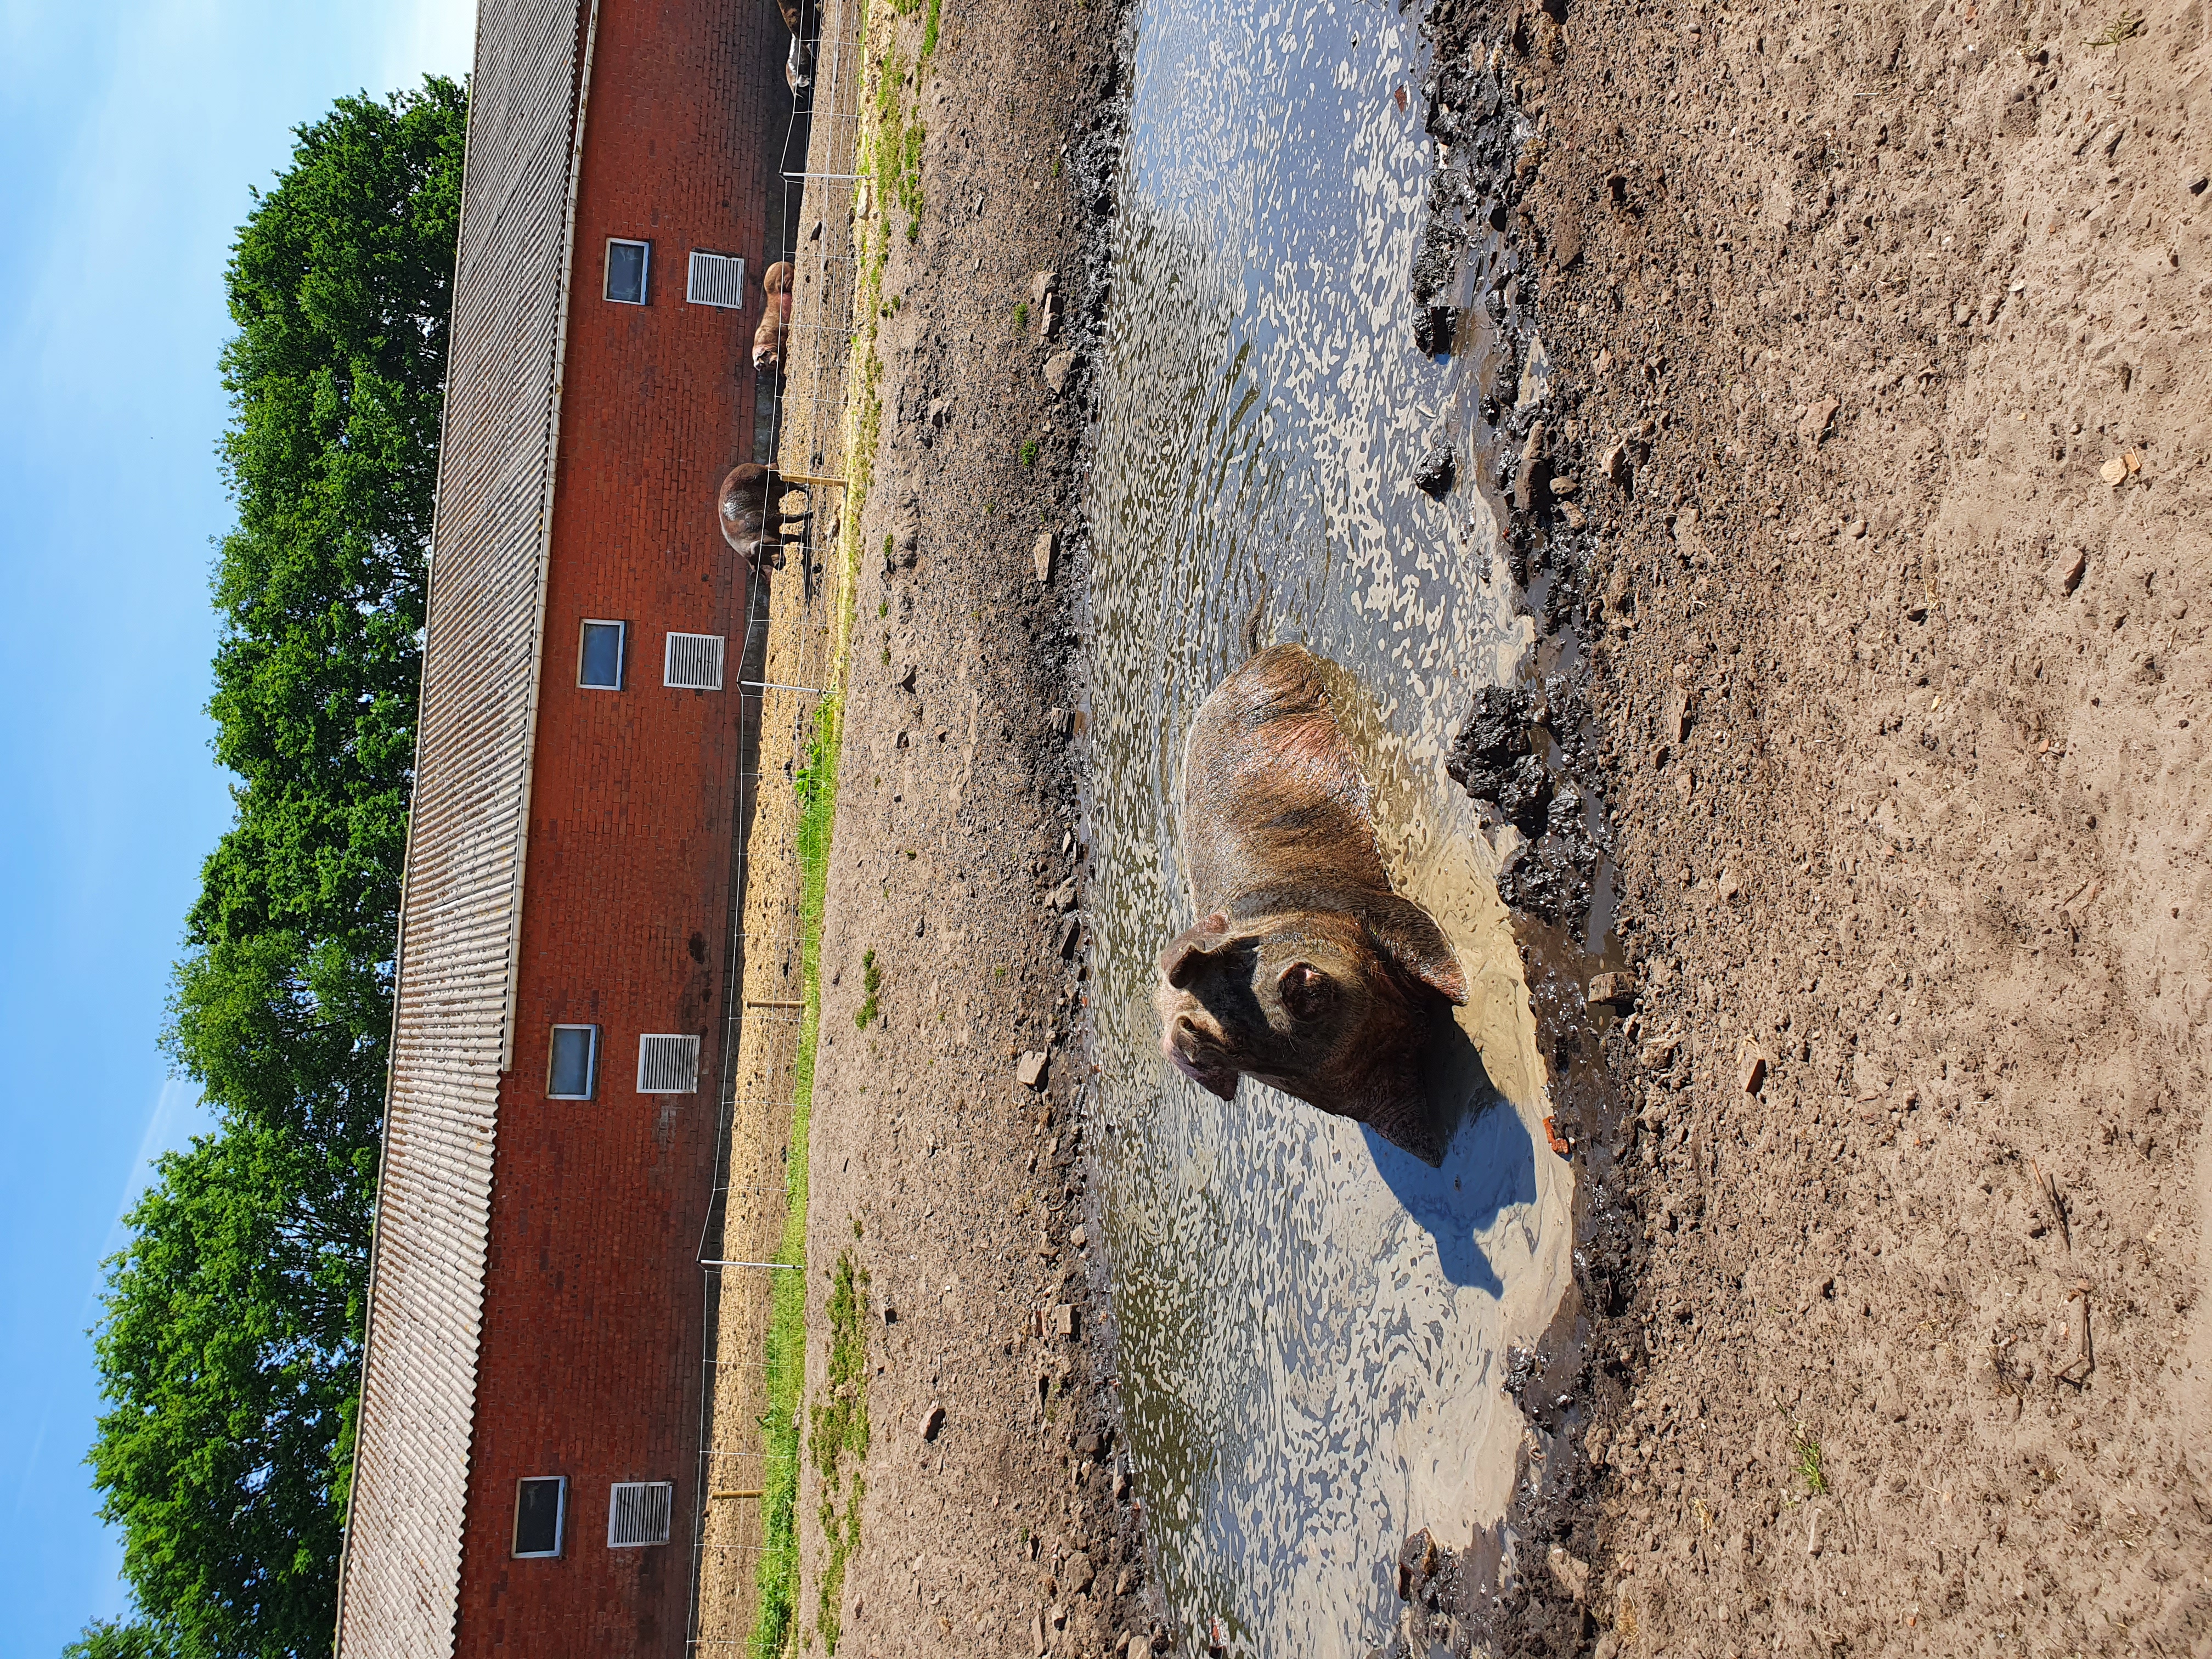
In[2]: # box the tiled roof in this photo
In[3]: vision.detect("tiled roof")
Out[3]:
[332,3,592,1651]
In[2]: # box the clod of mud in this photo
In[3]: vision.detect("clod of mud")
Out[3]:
[1444,682,1601,927]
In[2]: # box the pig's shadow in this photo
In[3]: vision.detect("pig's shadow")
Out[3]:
[1361,1023,1535,1294]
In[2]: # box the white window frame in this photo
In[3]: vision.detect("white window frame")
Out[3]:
[607,1480,674,1548]
[578,618,627,690]
[512,1476,568,1559]
[663,631,726,691]
[636,1033,702,1094]
[605,238,651,306]
[685,249,747,309]
[546,1024,600,1100]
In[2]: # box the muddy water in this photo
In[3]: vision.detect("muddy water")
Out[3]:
[1081,0,1573,1651]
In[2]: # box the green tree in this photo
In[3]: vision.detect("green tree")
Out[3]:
[63,1622,171,1659]
[86,76,465,1659]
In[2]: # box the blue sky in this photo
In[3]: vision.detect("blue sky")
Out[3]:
[0,2,474,1648]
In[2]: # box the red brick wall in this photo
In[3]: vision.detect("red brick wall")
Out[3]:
[453,0,787,1649]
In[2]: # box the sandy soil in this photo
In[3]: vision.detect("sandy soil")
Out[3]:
[789,0,1154,1652]
[782,0,2212,1650]
[1384,0,2212,1654]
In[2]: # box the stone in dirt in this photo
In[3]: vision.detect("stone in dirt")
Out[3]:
[1797,395,1839,442]
[891,492,921,566]
[1035,528,1059,584]
[1055,1303,1079,1338]
[1547,1544,1590,1601]
[1514,422,1548,511]
[1043,351,1073,394]
[1066,1550,1094,1593]
[2047,546,2086,595]
[1017,1050,1049,1088]
[1588,970,1638,1006]
[920,1403,945,1441]
[1414,442,1455,495]
[1737,1041,1769,1096]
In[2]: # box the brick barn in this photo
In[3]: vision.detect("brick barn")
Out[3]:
[332,0,787,1650]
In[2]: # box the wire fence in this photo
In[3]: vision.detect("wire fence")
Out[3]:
[684,0,865,1647]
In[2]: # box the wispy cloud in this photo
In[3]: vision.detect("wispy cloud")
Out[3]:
[92,1076,211,1286]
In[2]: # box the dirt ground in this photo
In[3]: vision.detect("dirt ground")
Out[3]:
[787,0,2212,1651]
[790,0,1152,1652]
[1387,0,2212,1654]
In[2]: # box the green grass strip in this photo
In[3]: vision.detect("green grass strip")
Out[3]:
[811,1249,871,1652]
[747,695,844,1658]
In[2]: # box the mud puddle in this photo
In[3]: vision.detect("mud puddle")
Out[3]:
[1078,0,1581,1649]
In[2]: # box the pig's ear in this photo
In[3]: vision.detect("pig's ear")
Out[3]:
[1159,912,1235,988]
[1364,897,1470,1006]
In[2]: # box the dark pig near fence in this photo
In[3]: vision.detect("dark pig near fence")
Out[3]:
[716,463,804,571]
[1155,643,1471,1163]
[753,261,793,374]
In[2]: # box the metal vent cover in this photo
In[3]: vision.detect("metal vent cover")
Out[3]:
[636,1034,701,1094]
[663,632,725,690]
[685,250,746,309]
[606,1481,673,1548]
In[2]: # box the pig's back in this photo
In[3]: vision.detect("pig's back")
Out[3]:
[1179,644,1390,909]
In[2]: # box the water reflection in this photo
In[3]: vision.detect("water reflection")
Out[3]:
[1082,0,1573,1650]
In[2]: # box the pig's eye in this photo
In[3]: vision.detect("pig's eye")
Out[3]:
[1278,962,1331,1020]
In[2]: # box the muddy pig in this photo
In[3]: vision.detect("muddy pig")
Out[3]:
[1155,642,1469,1161]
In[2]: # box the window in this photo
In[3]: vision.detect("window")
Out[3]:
[514,1477,567,1558]
[579,620,627,690]
[605,238,650,305]
[686,250,746,309]
[636,1034,701,1094]
[663,632,725,691]
[547,1025,599,1099]
[607,1481,674,1548]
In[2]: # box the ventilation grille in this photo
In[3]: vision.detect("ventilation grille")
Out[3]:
[664,632,725,690]
[686,250,746,309]
[636,1034,701,1094]
[606,1482,673,1548]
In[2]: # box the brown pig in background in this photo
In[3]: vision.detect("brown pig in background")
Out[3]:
[1155,642,1470,1163]
[753,261,793,374]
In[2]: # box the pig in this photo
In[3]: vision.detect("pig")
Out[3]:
[753,261,794,374]
[716,462,805,570]
[1154,642,1470,1163]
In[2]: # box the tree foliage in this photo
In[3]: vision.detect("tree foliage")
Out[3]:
[87,77,466,1659]
[63,1622,169,1659]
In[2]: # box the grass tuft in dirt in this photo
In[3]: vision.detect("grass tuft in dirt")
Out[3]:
[810,1249,872,1652]
[2086,7,2144,45]
[853,949,881,1028]
[1785,1414,1830,1499]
